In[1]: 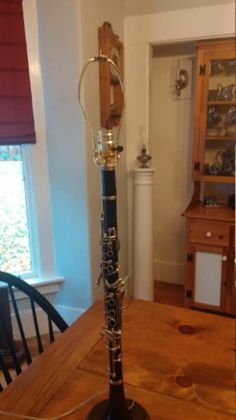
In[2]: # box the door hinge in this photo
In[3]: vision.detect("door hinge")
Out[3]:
[199,64,206,76]
[187,253,193,262]
[186,289,192,299]
[194,161,200,172]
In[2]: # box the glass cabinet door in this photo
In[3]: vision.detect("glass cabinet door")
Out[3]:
[204,57,236,182]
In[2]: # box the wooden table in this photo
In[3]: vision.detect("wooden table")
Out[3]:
[0,299,235,419]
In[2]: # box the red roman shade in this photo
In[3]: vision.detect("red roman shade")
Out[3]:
[0,0,36,145]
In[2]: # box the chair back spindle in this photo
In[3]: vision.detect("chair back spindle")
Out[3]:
[0,271,68,390]
[8,285,32,365]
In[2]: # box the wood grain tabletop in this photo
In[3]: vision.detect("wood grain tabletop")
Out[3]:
[0,299,234,419]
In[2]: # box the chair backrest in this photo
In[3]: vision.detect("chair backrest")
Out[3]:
[0,271,68,390]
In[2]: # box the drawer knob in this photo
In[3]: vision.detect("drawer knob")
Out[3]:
[205,231,212,238]
[222,255,227,262]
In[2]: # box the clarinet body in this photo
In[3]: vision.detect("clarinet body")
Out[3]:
[100,165,130,420]
[93,129,129,419]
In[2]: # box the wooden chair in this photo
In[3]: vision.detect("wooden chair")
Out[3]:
[0,271,68,390]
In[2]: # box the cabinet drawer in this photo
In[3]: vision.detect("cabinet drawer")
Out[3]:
[189,221,230,246]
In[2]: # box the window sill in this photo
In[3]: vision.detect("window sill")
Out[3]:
[26,276,64,296]
[0,275,64,302]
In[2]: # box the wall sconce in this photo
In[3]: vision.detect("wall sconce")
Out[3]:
[172,58,193,100]
[175,69,189,97]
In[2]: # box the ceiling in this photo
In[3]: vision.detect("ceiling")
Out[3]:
[124,0,234,16]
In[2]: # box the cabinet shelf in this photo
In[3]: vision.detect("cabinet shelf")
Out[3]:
[208,101,236,106]
[202,175,235,183]
[183,202,235,223]
[205,136,236,141]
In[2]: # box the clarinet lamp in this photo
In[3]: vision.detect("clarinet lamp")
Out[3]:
[78,22,150,420]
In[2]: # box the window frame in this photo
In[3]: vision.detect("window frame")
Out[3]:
[20,142,58,283]
[12,0,64,290]
[20,144,37,279]
[0,144,34,277]
[0,1,65,316]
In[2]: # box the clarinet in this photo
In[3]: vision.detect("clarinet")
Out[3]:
[79,56,149,420]
[97,131,130,419]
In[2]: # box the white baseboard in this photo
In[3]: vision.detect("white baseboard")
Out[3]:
[154,259,184,285]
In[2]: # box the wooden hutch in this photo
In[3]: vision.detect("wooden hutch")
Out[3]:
[183,39,235,316]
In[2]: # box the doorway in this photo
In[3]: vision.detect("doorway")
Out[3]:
[150,42,196,306]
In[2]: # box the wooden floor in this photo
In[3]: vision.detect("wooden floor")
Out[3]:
[154,280,184,307]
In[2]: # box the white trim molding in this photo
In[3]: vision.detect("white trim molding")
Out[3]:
[12,276,64,301]
[0,276,64,296]
[27,276,64,294]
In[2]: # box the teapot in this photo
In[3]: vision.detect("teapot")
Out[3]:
[207,107,221,125]
[226,106,236,124]
[216,83,235,101]
[216,148,235,176]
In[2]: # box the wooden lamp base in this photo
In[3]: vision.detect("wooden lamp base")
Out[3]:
[87,398,150,419]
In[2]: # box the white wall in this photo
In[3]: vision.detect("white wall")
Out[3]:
[23,0,235,310]
[151,51,195,284]
[35,0,92,315]
[23,0,128,322]
[124,0,233,16]
[124,2,235,289]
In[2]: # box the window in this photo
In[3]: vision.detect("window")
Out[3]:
[0,145,33,275]
[0,1,60,286]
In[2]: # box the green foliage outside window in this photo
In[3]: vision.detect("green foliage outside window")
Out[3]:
[0,146,32,274]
